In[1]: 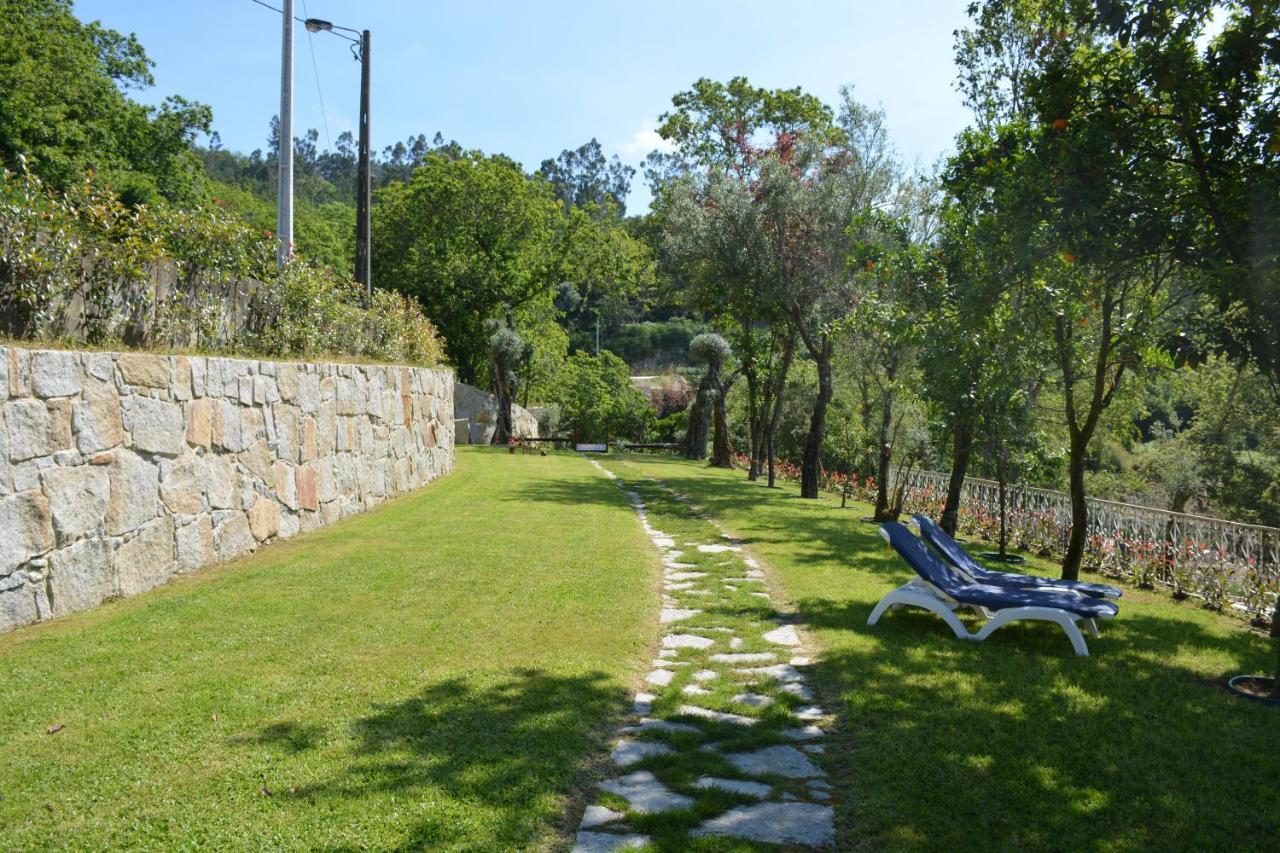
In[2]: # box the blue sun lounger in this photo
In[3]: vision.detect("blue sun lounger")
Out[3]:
[869,522,1119,656]
[913,514,1122,599]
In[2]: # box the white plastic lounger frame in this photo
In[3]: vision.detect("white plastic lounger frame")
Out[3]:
[867,528,1111,656]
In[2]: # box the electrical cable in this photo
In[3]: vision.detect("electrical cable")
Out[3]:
[300,0,332,150]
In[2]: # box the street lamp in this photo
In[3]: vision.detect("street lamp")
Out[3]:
[304,18,372,299]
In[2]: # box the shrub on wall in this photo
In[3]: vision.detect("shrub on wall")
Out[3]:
[0,161,445,366]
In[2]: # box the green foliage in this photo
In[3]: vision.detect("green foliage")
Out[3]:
[0,0,211,204]
[372,151,653,384]
[569,319,700,369]
[205,180,353,272]
[687,332,731,366]
[0,163,444,365]
[538,138,633,216]
[371,151,562,381]
[658,76,838,167]
[549,350,649,442]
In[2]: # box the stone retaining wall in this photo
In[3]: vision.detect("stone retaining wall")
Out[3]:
[0,346,454,634]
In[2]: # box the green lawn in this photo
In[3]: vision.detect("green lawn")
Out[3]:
[604,454,1280,852]
[0,447,657,851]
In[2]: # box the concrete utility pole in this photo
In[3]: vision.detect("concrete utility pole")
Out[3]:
[355,29,372,298]
[277,0,295,267]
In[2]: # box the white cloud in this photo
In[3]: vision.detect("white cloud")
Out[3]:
[618,118,675,158]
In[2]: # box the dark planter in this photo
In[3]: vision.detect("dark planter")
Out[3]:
[980,552,1026,565]
[1227,675,1280,707]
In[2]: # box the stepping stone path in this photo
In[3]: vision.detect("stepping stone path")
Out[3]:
[574,459,836,850]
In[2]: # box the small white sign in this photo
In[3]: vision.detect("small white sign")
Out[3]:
[575,443,608,453]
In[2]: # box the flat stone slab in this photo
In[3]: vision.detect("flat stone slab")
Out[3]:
[573,830,651,852]
[682,684,712,697]
[732,692,773,708]
[693,669,718,682]
[794,705,825,721]
[663,633,715,650]
[781,682,814,700]
[665,571,707,582]
[612,738,675,766]
[693,776,772,798]
[645,669,674,687]
[652,537,676,548]
[723,745,823,778]
[692,802,834,847]
[664,560,697,569]
[660,607,702,623]
[711,652,775,664]
[735,664,804,683]
[664,582,695,591]
[763,625,801,646]
[784,726,826,741]
[622,718,702,735]
[633,692,655,714]
[580,804,625,828]
[677,704,758,726]
[697,543,738,553]
[600,770,694,814]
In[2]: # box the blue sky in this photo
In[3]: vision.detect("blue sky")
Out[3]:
[74,0,975,210]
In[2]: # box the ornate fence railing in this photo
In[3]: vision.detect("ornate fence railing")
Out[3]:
[890,468,1280,622]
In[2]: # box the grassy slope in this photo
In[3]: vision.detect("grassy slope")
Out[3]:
[0,447,656,851]
[607,454,1279,852]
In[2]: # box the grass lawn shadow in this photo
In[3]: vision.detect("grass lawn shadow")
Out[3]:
[608,453,1280,851]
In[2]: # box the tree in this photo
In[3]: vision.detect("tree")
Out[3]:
[552,350,649,443]
[1091,0,1280,691]
[0,0,211,203]
[489,325,531,444]
[539,139,634,216]
[953,2,1190,580]
[657,76,837,482]
[371,151,562,383]
[754,92,900,498]
[844,214,936,520]
[1094,0,1279,400]
[928,160,1049,536]
[684,333,735,465]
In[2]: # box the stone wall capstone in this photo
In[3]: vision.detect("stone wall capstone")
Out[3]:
[0,346,454,634]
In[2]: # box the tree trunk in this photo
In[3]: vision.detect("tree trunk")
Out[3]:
[711,392,733,467]
[872,386,894,520]
[745,368,762,479]
[491,364,515,445]
[997,446,1009,558]
[764,332,795,488]
[1062,437,1089,582]
[800,354,832,499]
[684,374,713,460]
[1271,601,1280,698]
[710,372,734,468]
[940,414,973,535]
